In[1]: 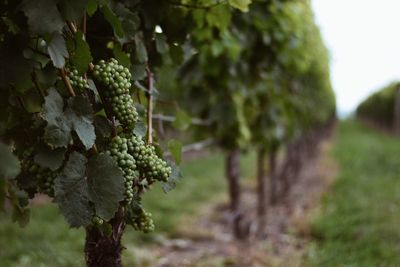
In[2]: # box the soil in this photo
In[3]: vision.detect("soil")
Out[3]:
[133,140,338,267]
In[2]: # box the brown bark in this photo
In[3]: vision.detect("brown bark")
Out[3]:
[85,208,125,267]
[225,149,241,212]
[256,148,267,232]
[269,149,278,205]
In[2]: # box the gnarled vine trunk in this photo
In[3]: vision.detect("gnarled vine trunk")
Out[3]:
[269,149,277,205]
[85,208,125,267]
[256,148,267,233]
[225,149,241,238]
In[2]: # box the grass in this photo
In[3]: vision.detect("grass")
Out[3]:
[308,120,400,266]
[0,149,256,267]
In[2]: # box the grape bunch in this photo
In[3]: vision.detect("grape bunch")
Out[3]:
[19,157,57,197]
[126,135,171,184]
[131,209,155,233]
[105,136,138,203]
[93,59,138,129]
[69,69,89,90]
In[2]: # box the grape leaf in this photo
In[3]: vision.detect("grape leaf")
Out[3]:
[58,0,89,21]
[87,154,124,221]
[113,44,130,67]
[229,0,252,12]
[86,0,98,16]
[34,144,66,171]
[70,31,93,75]
[167,139,182,165]
[162,162,182,193]
[133,121,147,137]
[42,89,72,147]
[155,33,169,54]
[66,94,96,150]
[101,5,124,38]
[0,143,20,179]
[47,33,69,68]
[94,115,113,138]
[134,34,148,63]
[173,109,191,131]
[54,152,93,228]
[21,0,64,34]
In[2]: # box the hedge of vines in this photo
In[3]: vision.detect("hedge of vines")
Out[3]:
[0,0,335,265]
[356,81,400,129]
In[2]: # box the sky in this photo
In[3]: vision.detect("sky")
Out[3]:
[311,0,400,116]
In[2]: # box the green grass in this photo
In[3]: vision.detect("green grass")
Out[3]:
[0,150,256,267]
[308,120,400,267]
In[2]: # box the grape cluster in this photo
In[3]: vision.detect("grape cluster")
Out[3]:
[126,135,171,184]
[93,59,138,129]
[69,69,89,90]
[105,136,138,203]
[131,210,154,233]
[20,158,57,197]
[92,216,104,226]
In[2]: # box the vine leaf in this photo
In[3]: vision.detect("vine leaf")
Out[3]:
[0,143,20,179]
[47,33,69,68]
[101,5,124,38]
[66,96,96,150]
[173,109,191,131]
[34,144,66,171]
[133,121,147,137]
[54,152,93,228]
[70,31,93,75]
[162,162,182,193]
[167,139,182,165]
[134,34,148,63]
[58,0,89,21]
[87,154,125,221]
[21,0,64,34]
[42,88,72,147]
[12,206,30,228]
[229,0,252,12]
[42,89,96,150]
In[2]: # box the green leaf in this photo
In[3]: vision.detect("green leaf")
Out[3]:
[47,33,69,68]
[131,64,147,80]
[42,89,72,148]
[94,115,113,138]
[70,31,93,75]
[87,154,124,221]
[0,143,20,179]
[113,44,130,68]
[101,5,124,38]
[58,0,89,21]
[167,139,182,165]
[66,96,96,150]
[229,0,252,12]
[86,0,98,16]
[54,152,93,228]
[169,45,184,65]
[21,0,64,34]
[173,109,191,131]
[134,34,148,63]
[162,162,182,193]
[34,144,66,171]
[132,121,147,137]
[155,33,169,54]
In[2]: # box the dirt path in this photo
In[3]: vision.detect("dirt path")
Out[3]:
[131,140,338,267]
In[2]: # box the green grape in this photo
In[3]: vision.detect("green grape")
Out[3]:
[20,156,58,197]
[106,136,138,203]
[131,209,154,233]
[93,59,138,129]
[126,135,172,184]
[69,69,89,90]
[92,216,104,226]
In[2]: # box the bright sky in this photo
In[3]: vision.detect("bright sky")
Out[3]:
[311,0,400,116]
